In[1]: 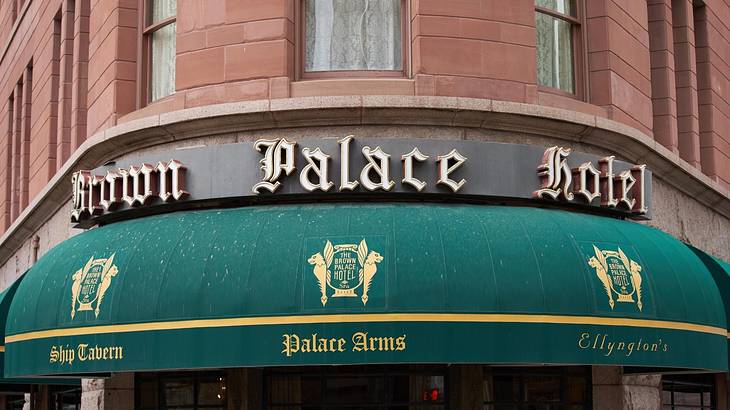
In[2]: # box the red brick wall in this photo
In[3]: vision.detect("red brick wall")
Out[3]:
[648,0,679,154]
[0,0,90,230]
[411,0,538,103]
[86,0,137,135]
[672,0,701,167]
[0,97,11,231]
[587,0,653,136]
[696,0,730,187]
[0,0,18,49]
[174,0,294,107]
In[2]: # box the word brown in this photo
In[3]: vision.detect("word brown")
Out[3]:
[71,160,188,222]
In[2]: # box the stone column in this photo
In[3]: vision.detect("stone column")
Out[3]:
[592,366,662,410]
[80,374,134,410]
[80,379,104,410]
[622,373,662,409]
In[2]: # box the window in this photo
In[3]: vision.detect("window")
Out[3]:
[483,366,591,409]
[535,0,582,95]
[302,0,406,77]
[265,365,446,409]
[141,0,176,103]
[136,371,227,410]
[662,374,715,409]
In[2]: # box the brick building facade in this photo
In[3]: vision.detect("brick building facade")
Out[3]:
[0,0,729,409]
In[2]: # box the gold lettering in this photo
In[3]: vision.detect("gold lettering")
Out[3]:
[578,331,669,359]
[605,341,615,357]
[282,334,299,357]
[337,338,347,352]
[376,337,394,351]
[50,344,122,365]
[317,336,328,353]
[301,337,311,352]
[578,333,590,349]
[626,342,635,357]
[396,335,406,351]
[281,332,405,355]
[77,343,89,361]
[352,332,367,352]
[49,346,59,363]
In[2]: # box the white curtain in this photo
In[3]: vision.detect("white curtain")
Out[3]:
[150,0,176,101]
[305,0,402,72]
[535,0,574,93]
[150,0,176,23]
[535,12,573,93]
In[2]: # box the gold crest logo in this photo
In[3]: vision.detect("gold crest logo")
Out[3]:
[588,245,643,311]
[308,239,383,306]
[70,254,119,319]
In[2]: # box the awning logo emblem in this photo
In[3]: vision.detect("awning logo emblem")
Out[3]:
[308,239,383,306]
[70,254,119,319]
[588,245,643,311]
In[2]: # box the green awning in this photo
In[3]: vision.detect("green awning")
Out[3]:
[688,246,730,369]
[0,277,79,386]
[5,204,727,376]
[0,278,23,376]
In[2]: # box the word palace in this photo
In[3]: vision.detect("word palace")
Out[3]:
[253,135,468,193]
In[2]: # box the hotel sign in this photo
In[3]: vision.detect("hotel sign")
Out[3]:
[70,138,651,226]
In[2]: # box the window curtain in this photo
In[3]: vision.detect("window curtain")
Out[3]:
[535,9,574,93]
[150,0,176,101]
[305,0,402,72]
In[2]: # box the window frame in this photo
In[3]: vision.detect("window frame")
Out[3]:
[136,0,177,107]
[295,0,410,80]
[534,0,588,100]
